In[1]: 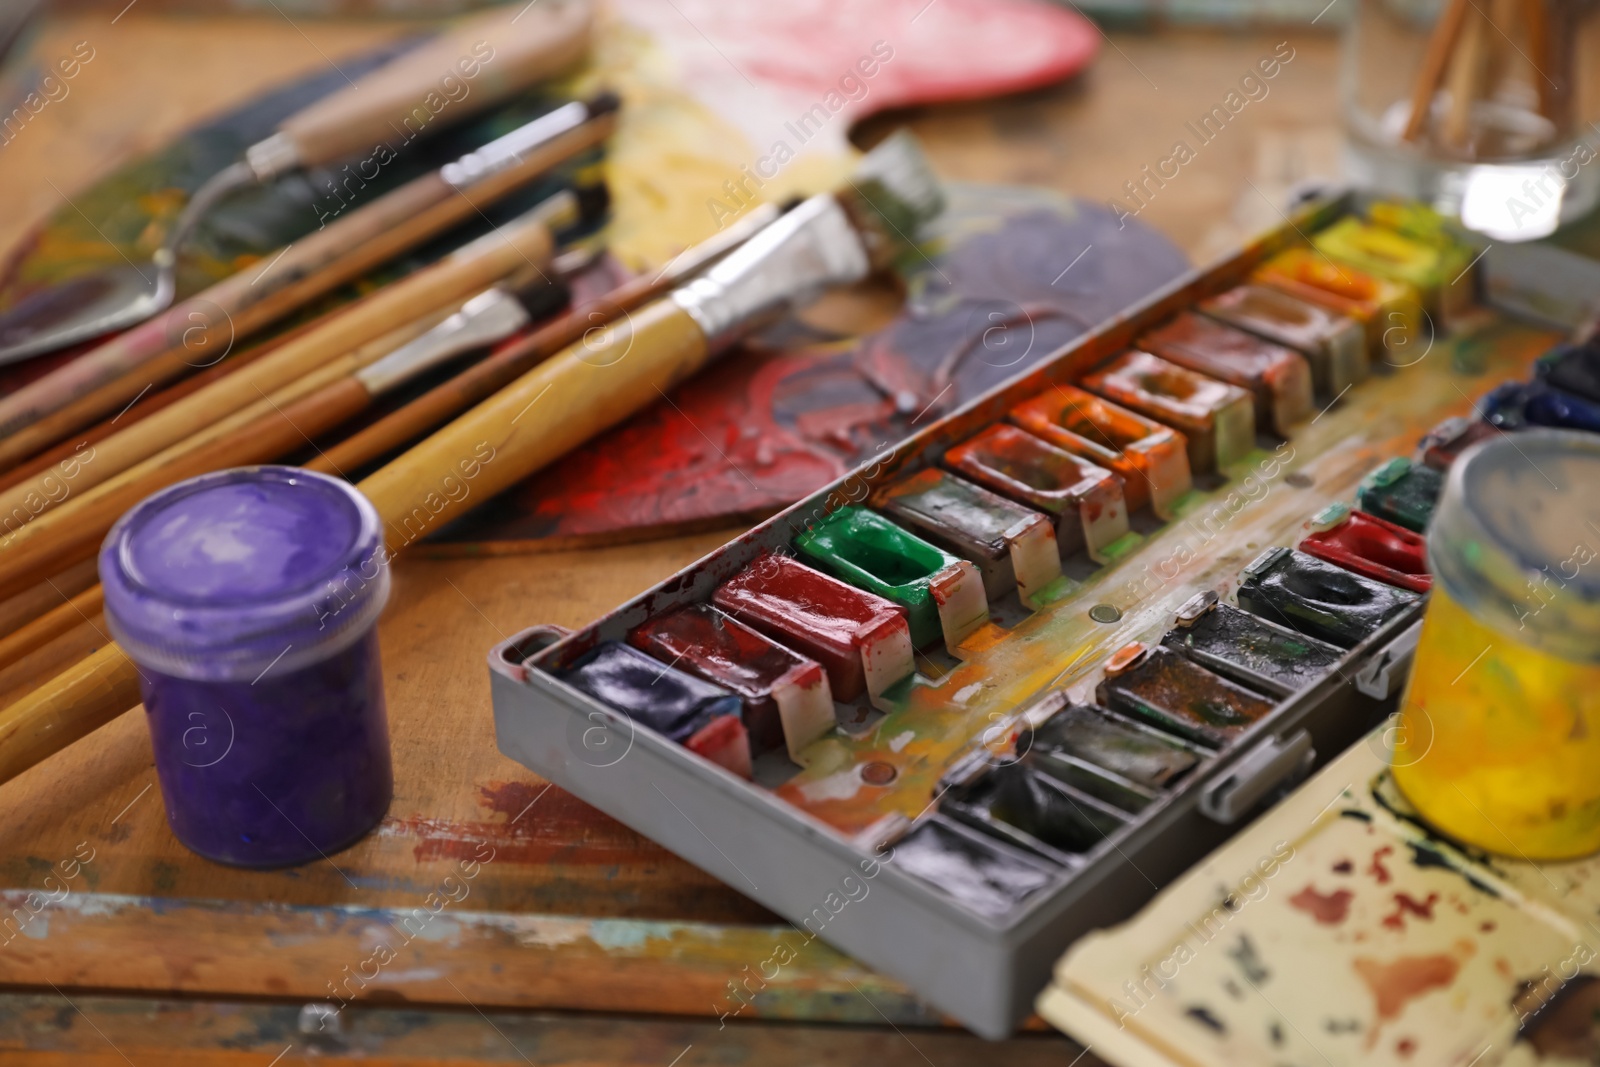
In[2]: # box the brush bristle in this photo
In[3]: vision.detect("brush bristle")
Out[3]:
[839,130,945,272]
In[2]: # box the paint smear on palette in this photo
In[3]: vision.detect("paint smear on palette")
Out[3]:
[435,185,1187,548]
[1039,737,1600,1067]
[600,0,1099,265]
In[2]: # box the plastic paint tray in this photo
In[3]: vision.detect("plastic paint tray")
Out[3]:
[487,190,1554,1038]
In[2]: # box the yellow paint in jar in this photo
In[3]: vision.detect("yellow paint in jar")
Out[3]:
[1393,429,1600,860]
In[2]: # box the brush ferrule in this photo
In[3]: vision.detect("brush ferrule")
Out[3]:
[442,100,590,189]
[670,194,869,349]
[356,289,530,396]
[245,132,300,182]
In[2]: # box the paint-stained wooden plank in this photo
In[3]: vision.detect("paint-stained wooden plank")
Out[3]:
[0,890,943,1024]
[0,991,1086,1067]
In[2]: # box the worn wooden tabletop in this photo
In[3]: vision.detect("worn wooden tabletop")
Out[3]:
[0,9,1344,1064]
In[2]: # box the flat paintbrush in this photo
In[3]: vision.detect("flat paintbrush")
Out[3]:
[0,131,945,789]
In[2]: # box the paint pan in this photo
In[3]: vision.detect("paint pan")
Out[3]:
[1198,283,1368,396]
[942,424,1130,562]
[1481,380,1600,436]
[1299,502,1431,593]
[944,761,1128,858]
[1251,246,1424,357]
[1535,340,1600,404]
[1356,456,1444,533]
[1418,415,1498,470]
[629,603,835,765]
[793,506,988,651]
[873,468,1062,606]
[1236,546,1421,649]
[1095,642,1275,749]
[1021,695,1203,796]
[560,641,752,778]
[1160,590,1345,699]
[889,813,1060,919]
[712,552,913,707]
[1008,384,1193,519]
[1080,350,1255,474]
[1140,312,1314,435]
[1311,216,1472,323]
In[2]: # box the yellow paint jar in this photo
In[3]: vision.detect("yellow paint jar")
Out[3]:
[1393,430,1600,860]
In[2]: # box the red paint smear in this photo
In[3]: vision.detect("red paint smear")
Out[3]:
[467,352,847,541]
[1368,845,1394,884]
[1290,885,1355,925]
[1353,953,1461,1033]
[383,781,680,866]
[1381,891,1441,931]
[613,0,1099,124]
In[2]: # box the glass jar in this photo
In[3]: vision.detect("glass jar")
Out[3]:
[1343,0,1600,240]
[100,466,393,867]
[1392,430,1600,860]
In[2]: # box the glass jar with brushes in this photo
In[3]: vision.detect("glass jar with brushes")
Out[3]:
[1343,0,1600,240]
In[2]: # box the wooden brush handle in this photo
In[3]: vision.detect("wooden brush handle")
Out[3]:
[307,270,666,475]
[0,112,614,462]
[358,298,710,552]
[0,212,557,540]
[0,585,103,674]
[0,558,97,637]
[0,643,140,786]
[1443,4,1488,149]
[276,0,590,171]
[1403,0,1473,142]
[1522,0,1554,120]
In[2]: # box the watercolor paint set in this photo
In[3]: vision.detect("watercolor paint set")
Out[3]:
[488,189,1574,1037]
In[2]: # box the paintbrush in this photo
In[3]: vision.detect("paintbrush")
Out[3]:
[307,199,789,475]
[1402,0,1473,143]
[0,94,620,460]
[0,131,944,789]
[0,189,596,555]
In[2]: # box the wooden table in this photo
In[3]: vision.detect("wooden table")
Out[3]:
[0,10,1343,1064]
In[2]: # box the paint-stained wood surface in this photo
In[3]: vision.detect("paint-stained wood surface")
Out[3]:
[0,6,1358,1061]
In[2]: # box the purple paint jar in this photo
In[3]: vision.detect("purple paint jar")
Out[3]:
[100,466,393,868]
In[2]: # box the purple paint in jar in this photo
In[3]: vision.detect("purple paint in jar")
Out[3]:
[100,466,393,867]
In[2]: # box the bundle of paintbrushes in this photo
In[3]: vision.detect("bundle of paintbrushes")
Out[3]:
[0,131,944,790]
[1400,0,1578,158]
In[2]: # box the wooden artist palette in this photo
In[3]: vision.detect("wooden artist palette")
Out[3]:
[489,191,1566,1038]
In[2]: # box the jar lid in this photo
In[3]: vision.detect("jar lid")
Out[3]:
[1430,430,1600,662]
[100,466,390,681]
